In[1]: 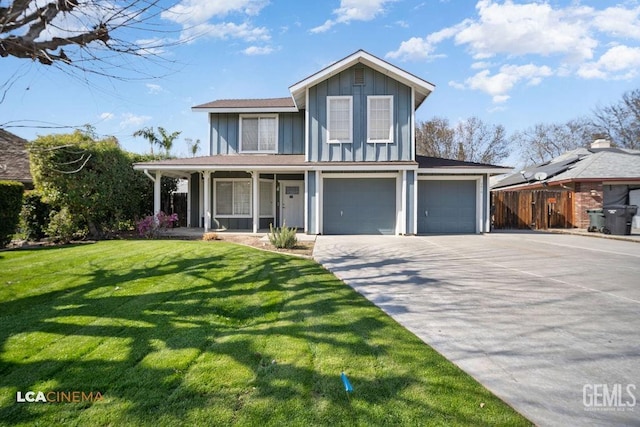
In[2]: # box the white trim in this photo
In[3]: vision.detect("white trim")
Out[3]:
[317,171,323,234]
[327,96,353,144]
[367,95,394,143]
[289,50,434,109]
[239,114,278,154]
[304,87,310,162]
[213,178,253,218]
[134,163,420,172]
[193,107,298,113]
[401,170,407,235]
[203,171,211,232]
[303,171,308,233]
[321,172,399,179]
[410,88,415,161]
[395,172,402,235]
[252,172,259,233]
[207,114,212,156]
[153,171,162,216]
[483,175,491,233]
[413,170,418,235]
[187,175,192,228]
[417,175,483,234]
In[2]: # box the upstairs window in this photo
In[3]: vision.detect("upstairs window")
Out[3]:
[240,115,278,153]
[327,96,352,143]
[367,96,393,143]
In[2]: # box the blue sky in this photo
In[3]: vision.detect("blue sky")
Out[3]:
[2,0,640,161]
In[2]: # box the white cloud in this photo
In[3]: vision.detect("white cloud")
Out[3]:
[592,6,640,39]
[311,0,397,33]
[453,1,597,62]
[162,0,270,43]
[146,83,165,94]
[452,64,553,103]
[388,1,640,102]
[162,0,268,24]
[243,45,274,55]
[99,112,114,121]
[120,113,152,129]
[578,45,640,80]
[180,21,270,43]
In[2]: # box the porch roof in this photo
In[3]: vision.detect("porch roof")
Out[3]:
[133,155,421,177]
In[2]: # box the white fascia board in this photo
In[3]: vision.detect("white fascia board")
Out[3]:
[312,163,418,172]
[418,168,512,175]
[191,107,299,113]
[289,50,434,108]
[133,163,420,173]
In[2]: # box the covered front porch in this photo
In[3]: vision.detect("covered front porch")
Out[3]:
[134,155,309,234]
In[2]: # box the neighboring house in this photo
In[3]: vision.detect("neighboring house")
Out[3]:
[492,139,640,229]
[134,50,509,234]
[0,129,33,189]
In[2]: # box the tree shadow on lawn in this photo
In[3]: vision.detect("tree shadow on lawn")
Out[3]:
[0,242,527,426]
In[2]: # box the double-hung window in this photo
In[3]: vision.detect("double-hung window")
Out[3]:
[327,96,352,143]
[240,115,278,153]
[367,96,393,143]
[215,180,251,217]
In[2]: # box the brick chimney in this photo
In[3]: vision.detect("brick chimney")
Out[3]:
[591,138,611,149]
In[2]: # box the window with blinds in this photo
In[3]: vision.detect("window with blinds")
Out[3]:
[215,180,252,217]
[240,115,278,152]
[327,96,352,143]
[367,96,393,142]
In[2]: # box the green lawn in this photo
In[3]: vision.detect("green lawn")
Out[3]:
[0,240,530,426]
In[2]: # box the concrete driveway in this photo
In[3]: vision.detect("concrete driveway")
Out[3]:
[313,233,640,427]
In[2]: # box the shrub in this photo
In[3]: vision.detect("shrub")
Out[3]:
[202,232,219,241]
[268,223,298,249]
[19,192,52,241]
[47,207,83,244]
[136,211,178,238]
[0,180,24,247]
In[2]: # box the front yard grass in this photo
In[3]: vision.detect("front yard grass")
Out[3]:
[0,240,530,426]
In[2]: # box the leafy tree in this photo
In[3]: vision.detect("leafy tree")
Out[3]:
[592,89,640,150]
[29,130,175,238]
[510,117,595,165]
[416,116,510,164]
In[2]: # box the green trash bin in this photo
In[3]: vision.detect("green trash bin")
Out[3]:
[586,208,605,232]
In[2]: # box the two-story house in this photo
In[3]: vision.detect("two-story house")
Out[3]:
[135,50,509,234]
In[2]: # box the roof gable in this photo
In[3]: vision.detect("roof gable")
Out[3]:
[288,50,435,110]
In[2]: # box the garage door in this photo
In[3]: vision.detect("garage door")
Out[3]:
[418,180,476,233]
[323,178,396,234]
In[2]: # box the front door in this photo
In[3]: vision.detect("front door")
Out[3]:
[280,180,303,228]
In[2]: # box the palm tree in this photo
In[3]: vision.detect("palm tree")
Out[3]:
[190,138,201,157]
[157,127,181,156]
[133,127,159,155]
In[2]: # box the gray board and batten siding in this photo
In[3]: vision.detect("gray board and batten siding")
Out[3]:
[307,64,412,163]
[209,112,305,155]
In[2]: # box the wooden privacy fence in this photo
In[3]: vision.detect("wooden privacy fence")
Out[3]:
[492,190,573,230]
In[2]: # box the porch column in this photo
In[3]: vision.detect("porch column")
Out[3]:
[203,171,211,233]
[252,171,259,233]
[154,171,162,216]
[186,175,191,228]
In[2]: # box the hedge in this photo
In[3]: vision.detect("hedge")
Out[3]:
[0,180,24,247]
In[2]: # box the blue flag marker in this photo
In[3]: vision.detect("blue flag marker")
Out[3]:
[341,372,354,393]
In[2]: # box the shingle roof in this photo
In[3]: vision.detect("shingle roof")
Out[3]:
[193,97,295,110]
[493,147,640,189]
[135,154,306,167]
[416,155,510,170]
[0,129,32,184]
